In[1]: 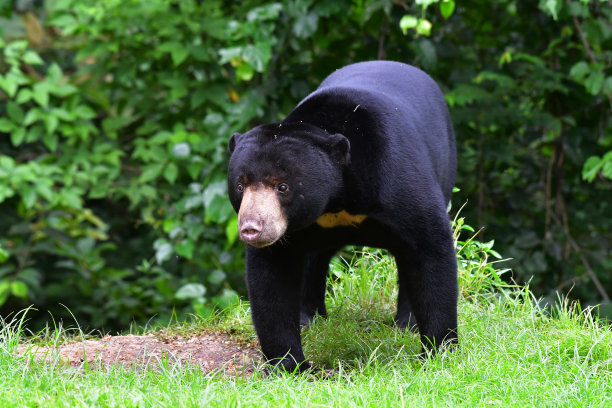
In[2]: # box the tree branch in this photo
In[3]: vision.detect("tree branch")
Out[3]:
[392,0,410,11]
[571,12,612,110]
[549,210,610,302]
[378,20,388,60]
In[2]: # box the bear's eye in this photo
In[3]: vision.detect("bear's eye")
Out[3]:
[237,183,244,192]
[277,183,289,193]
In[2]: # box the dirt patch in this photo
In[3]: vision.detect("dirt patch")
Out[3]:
[16,331,262,376]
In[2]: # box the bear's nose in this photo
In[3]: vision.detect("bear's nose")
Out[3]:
[239,219,263,242]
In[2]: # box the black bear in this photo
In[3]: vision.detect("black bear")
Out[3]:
[227,61,457,372]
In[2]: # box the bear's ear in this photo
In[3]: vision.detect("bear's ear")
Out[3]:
[328,133,351,165]
[228,132,241,153]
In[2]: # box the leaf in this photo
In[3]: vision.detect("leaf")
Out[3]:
[42,133,59,151]
[190,88,209,108]
[11,281,28,298]
[175,239,194,259]
[32,82,50,108]
[415,0,437,7]
[0,281,10,306]
[52,83,78,97]
[475,71,517,88]
[44,114,59,135]
[22,50,44,65]
[0,76,18,97]
[416,19,432,36]
[600,151,612,180]
[416,38,437,70]
[76,237,95,254]
[0,247,8,263]
[175,283,206,301]
[243,43,272,72]
[585,71,604,95]
[169,81,188,101]
[539,0,561,20]
[236,63,254,81]
[582,156,603,182]
[46,63,63,84]
[6,101,24,123]
[569,61,589,80]
[25,124,43,143]
[172,142,191,158]
[187,156,204,179]
[212,288,239,310]
[400,15,418,34]
[602,160,612,180]
[247,3,282,22]
[74,105,97,119]
[24,108,42,126]
[0,118,15,133]
[189,44,211,62]
[16,88,32,103]
[440,0,455,19]
[46,13,77,30]
[153,241,172,264]
[218,46,242,65]
[163,162,179,184]
[35,182,54,202]
[52,107,75,121]
[11,128,26,146]
[203,180,227,208]
[205,194,233,223]
[140,163,165,182]
[171,46,190,66]
[208,269,226,285]
[293,11,318,38]
[60,188,82,209]
[21,185,37,209]
[159,42,190,66]
[225,215,238,245]
[0,185,15,203]
[184,194,203,210]
[445,84,490,107]
[605,77,612,94]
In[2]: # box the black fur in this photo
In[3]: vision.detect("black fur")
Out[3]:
[228,61,458,373]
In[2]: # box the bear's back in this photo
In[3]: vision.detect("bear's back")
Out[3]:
[291,61,451,140]
[317,61,441,107]
[285,61,456,203]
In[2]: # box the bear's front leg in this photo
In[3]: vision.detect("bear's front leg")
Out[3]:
[245,244,309,373]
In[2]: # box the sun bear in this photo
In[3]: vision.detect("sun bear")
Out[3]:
[228,61,457,372]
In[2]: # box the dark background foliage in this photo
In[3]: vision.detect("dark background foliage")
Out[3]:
[0,0,610,331]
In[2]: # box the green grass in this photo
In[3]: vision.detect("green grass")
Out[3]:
[2,246,612,407]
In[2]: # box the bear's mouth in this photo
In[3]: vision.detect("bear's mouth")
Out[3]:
[238,186,287,247]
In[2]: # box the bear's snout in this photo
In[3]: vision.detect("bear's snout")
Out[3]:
[239,219,263,242]
[237,185,287,248]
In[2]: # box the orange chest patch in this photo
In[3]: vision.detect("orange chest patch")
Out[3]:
[315,210,367,228]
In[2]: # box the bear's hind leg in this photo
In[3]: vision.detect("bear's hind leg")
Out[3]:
[392,232,458,354]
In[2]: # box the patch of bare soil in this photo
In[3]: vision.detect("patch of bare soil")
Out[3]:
[16,331,261,376]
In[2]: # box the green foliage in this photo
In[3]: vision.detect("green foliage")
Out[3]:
[434,0,611,307]
[400,0,455,37]
[0,1,270,329]
[0,0,610,331]
[583,151,612,182]
[453,214,512,299]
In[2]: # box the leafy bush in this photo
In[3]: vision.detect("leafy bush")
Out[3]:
[0,0,610,330]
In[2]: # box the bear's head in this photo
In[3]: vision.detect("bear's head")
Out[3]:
[228,123,350,248]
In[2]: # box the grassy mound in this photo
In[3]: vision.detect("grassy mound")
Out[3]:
[1,219,611,407]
